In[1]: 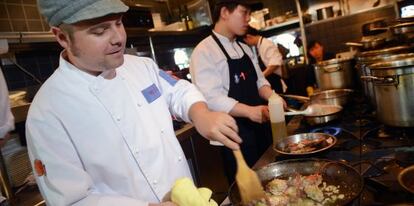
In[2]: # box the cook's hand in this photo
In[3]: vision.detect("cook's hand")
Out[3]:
[189,102,241,150]
[148,201,177,206]
[247,105,269,123]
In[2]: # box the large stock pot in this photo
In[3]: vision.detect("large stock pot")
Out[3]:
[367,57,414,127]
[356,46,413,107]
[314,58,355,90]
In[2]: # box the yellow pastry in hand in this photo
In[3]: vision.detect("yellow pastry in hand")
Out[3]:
[171,178,218,206]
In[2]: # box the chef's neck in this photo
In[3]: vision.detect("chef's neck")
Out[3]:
[213,23,237,41]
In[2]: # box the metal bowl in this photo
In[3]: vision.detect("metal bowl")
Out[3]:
[398,164,414,194]
[310,89,353,106]
[274,133,337,155]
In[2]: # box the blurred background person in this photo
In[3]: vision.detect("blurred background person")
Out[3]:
[243,26,287,94]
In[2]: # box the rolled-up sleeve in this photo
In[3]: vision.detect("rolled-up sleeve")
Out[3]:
[259,38,283,66]
[190,46,238,113]
[0,69,14,138]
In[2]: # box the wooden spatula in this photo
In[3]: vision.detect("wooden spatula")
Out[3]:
[233,150,266,205]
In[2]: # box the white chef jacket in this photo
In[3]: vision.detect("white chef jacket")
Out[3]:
[257,37,283,75]
[26,53,206,206]
[190,31,270,113]
[0,68,14,138]
[257,37,287,92]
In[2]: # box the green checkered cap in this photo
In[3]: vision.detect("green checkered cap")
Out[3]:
[38,0,129,26]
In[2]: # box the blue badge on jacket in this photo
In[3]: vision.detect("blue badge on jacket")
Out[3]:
[159,70,178,86]
[142,83,161,103]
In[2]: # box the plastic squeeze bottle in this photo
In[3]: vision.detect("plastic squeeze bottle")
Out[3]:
[268,91,287,146]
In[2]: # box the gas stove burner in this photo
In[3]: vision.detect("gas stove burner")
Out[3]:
[310,126,341,136]
[354,119,371,127]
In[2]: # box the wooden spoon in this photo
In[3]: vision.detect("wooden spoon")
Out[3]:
[233,150,266,204]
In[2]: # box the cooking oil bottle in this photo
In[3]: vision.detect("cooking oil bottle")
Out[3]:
[268,91,287,146]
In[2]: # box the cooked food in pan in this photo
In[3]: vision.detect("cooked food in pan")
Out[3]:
[248,173,344,206]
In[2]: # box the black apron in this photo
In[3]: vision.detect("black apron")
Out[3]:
[211,33,272,183]
[257,38,284,94]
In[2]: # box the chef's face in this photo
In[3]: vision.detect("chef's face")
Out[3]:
[225,5,251,36]
[309,42,324,61]
[52,14,126,76]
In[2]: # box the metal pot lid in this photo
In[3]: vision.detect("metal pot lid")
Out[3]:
[316,57,353,66]
[369,57,414,69]
[358,45,412,57]
[358,53,414,63]
[369,57,414,76]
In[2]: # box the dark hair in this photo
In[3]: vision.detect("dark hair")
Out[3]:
[307,40,321,51]
[245,26,260,35]
[212,2,250,24]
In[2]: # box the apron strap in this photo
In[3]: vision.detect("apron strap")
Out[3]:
[211,33,231,60]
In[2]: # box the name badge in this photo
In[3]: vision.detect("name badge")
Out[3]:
[141,83,161,103]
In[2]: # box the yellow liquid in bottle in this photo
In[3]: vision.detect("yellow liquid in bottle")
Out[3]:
[271,121,287,146]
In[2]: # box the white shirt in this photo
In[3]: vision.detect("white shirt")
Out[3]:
[0,68,14,138]
[190,31,270,113]
[26,54,205,206]
[257,37,283,76]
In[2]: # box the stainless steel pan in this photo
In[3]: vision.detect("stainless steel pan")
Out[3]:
[228,159,364,205]
[274,133,337,155]
[398,164,414,194]
[282,89,353,106]
[287,104,343,125]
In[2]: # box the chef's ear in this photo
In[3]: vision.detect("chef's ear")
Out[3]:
[51,25,71,50]
[220,6,230,21]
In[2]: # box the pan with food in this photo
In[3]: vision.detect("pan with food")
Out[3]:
[274,133,337,155]
[228,159,364,206]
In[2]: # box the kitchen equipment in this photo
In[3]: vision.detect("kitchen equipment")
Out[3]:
[366,57,414,127]
[316,6,334,21]
[391,22,414,35]
[228,159,363,206]
[282,89,353,106]
[274,133,337,155]
[362,18,387,36]
[295,104,343,125]
[398,164,414,194]
[285,104,339,116]
[359,53,414,107]
[314,58,355,90]
[284,103,343,125]
[232,150,265,204]
[310,89,353,106]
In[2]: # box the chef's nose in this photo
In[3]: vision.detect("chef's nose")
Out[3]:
[110,25,125,45]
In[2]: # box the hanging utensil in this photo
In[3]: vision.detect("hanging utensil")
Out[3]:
[233,150,266,205]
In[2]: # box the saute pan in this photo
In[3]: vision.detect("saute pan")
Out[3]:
[228,159,364,205]
[282,89,353,106]
[287,104,343,125]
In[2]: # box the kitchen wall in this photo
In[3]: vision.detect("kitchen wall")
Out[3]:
[0,0,49,32]
[305,5,397,54]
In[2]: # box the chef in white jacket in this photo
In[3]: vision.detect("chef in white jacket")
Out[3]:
[26,0,242,206]
[0,69,14,142]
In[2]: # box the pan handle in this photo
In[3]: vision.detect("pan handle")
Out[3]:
[322,65,342,73]
[281,94,310,102]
